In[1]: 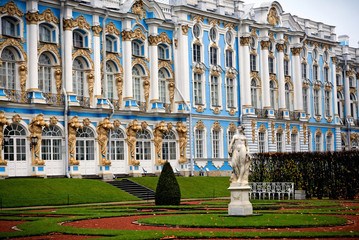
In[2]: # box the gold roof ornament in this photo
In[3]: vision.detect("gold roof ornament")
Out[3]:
[267,6,279,26]
[131,0,146,21]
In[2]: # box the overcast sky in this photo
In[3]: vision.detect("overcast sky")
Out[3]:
[245,0,359,47]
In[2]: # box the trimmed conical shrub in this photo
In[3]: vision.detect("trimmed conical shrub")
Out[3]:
[155,162,181,205]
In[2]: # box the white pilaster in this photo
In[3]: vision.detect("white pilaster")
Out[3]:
[332,58,339,123]
[344,72,351,118]
[260,41,270,109]
[239,37,252,111]
[292,48,303,112]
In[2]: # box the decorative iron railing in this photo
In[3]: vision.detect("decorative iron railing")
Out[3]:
[249,182,294,200]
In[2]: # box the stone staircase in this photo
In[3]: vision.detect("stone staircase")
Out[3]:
[107,179,155,201]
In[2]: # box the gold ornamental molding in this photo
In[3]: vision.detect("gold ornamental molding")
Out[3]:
[87,72,94,106]
[250,28,257,37]
[229,109,235,115]
[213,107,220,114]
[315,115,321,122]
[269,32,275,40]
[228,122,237,132]
[92,25,102,37]
[25,12,39,24]
[29,114,49,165]
[126,120,142,166]
[182,25,190,35]
[291,47,302,56]
[158,31,172,45]
[143,76,150,110]
[267,5,279,26]
[0,1,23,17]
[116,75,123,107]
[212,121,221,131]
[168,80,175,112]
[240,37,251,46]
[131,0,146,21]
[83,118,91,126]
[106,22,120,35]
[192,15,204,22]
[326,128,333,136]
[167,122,173,130]
[303,123,307,144]
[96,117,114,166]
[124,28,146,41]
[106,53,123,72]
[332,56,338,65]
[54,68,62,98]
[39,9,59,24]
[176,121,188,164]
[148,35,160,46]
[49,116,58,125]
[258,123,266,133]
[195,120,205,130]
[193,66,204,74]
[153,120,168,165]
[68,116,82,165]
[277,124,284,134]
[63,15,91,30]
[315,128,322,137]
[291,126,299,134]
[12,114,21,123]
[350,133,359,141]
[271,121,275,143]
[0,111,10,165]
[251,71,262,87]
[251,120,256,143]
[158,61,174,78]
[113,119,121,128]
[209,19,219,27]
[0,38,27,65]
[38,44,61,63]
[141,121,148,130]
[174,39,178,49]
[132,57,149,74]
[286,123,290,144]
[284,36,290,44]
[260,41,271,50]
[224,22,234,30]
[72,49,94,70]
[196,105,204,112]
[276,43,285,52]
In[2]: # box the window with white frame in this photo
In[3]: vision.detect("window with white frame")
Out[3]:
[72,57,86,97]
[250,54,256,71]
[291,133,298,152]
[268,57,274,74]
[250,37,256,49]
[76,127,95,161]
[349,77,355,88]
[341,136,346,150]
[158,45,166,60]
[132,40,142,56]
[226,77,235,108]
[132,66,141,103]
[301,63,307,79]
[158,69,167,103]
[193,73,203,105]
[210,46,218,65]
[73,30,87,48]
[210,75,219,107]
[4,124,26,162]
[258,131,266,153]
[276,132,283,152]
[193,24,200,38]
[313,65,318,81]
[313,88,320,116]
[38,52,53,93]
[106,35,117,53]
[225,31,233,45]
[0,47,16,89]
[270,80,277,109]
[136,130,151,161]
[326,134,333,152]
[1,16,20,37]
[212,129,221,158]
[39,23,55,43]
[312,49,317,61]
[209,27,217,42]
[106,61,115,99]
[41,125,62,161]
[109,128,125,161]
[162,130,176,161]
[251,79,259,108]
[227,129,236,148]
[195,129,204,158]
[303,87,309,114]
[336,74,342,86]
[301,47,307,59]
[315,133,322,151]
[225,49,233,68]
[337,91,344,119]
[193,43,201,63]
[284,59,289,76]
[350,93,357,118]
[324,67,329,82]
[285,82,292,111]
[324,90,331,118]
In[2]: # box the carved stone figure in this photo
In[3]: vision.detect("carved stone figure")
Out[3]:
[0,111,10,165]
[267,6,279,26]
[68,116,82,165]
[176,121,188,164]
[96,117,114,166]
[153,121,168,165]
[228,125,252,185]
[126,120,142,166]
[29,114,49,165]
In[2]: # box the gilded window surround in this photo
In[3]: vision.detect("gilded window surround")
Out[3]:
[251,120,256,143]
[176,121,188,164]
[0,1,23,17]
[132,57,149,75]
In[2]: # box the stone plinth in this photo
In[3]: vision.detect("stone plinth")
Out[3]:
[228,183,253,216]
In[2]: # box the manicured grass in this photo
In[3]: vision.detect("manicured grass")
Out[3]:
[129,176,231,198]
[0,178,139,207]
[138,213,347,228]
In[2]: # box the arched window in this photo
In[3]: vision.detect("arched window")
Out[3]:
[210,46,218,65]
[106,61,115,99]
[195,129,204,158]
[158,69,167,103]
[193,44,201,63]
[194,73,203,105]
[73,57,86,96]
[226,77,235,108]
[76,127,95,161]
[0,48,16,89]
[212,129,221,158]
[250,54,256,71]
[109,128,125,161]
[4,124,26,162]
[276,132,283,152]
[42,125,62,161]
[136,130,151,161]
[350,93,357,118]
[39,23,55,43]
[251,79,259,108]
[326,134,333,151]
[210,75,219,107]
[132,66,141,102]
[324,90,331,118]
[162,131,176,161]
[226,49,233,68]
[1,16,19,37]
[285,82,292,111]
[38,53,53,93]
[337,92,344,119]
[269,80,277,109]
[313,88,320,116]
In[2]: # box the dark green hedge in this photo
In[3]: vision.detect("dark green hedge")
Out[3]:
[155,162,181,205]
[249,151,359,199]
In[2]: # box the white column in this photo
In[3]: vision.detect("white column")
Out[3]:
[149,42,159,102]
[332,57,338,117]
[277,44,286,110]
[292,48,303,111]
[178,25,190,104]
[239,37,251,107]
[92,15,102,100]
[27,22,38,90]
[260,41,271,109]
[344,72,351,117]
[64,25,73,93]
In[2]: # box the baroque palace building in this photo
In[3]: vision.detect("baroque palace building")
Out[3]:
[0,0,358,178]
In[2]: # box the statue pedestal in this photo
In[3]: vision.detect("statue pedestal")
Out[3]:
[228,183,253,216]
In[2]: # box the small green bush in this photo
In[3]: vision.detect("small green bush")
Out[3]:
[155,162,181,205]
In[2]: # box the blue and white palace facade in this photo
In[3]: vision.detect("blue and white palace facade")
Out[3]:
[0,0,358,178]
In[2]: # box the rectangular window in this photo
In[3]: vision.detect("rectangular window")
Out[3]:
[315,135,322,151]
[258,132,265,153]
[195,129,204,158]
[212,130,220,158]
[268,57,274,74]
[313,65,318,80]
[193,44,201,62]
[228,131,235,148]
[226,78,234,108]
[336,75,341,86]
[276,132,283,152]
[106,38,113,52]
[210,47,217,65]
[210,75,219,107]
[194,73,202,105]
[301,63,307,79]
[284,60,289,76]
[2,19,16,37]
[226,50,233,68]
[326,135,332,151]
[107,74,114,99]
[325,91,331,117]
[324,67,329,82]
[159,80,166,103]
[133,77,141,102]
[250,54,256,71]
[314,89,320,116]
[291,134,297,152]
[303,88,308,114]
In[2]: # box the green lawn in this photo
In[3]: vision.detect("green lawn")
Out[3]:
[0,178,139,207]
[129,176,231,198]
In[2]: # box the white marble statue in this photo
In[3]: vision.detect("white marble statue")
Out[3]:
[228,125,252,185]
